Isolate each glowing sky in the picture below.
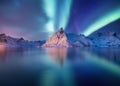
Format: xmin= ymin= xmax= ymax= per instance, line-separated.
xmin=83 ymin=8 xmax=120 ymax=36
xmin=0 ymin=0 xmax=120 ymax=40
xmin=43 ymin=0 xmax=72 ymax=36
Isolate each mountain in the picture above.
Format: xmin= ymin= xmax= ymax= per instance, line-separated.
xmin=67 ymin=33 xmax=94 ymax=47
xmin=1 ymin=30 xmax=120 ymax=48
xmin=42 ymin=28 xmax=94 ymax=48
xmin=42 ymin=28 xmax=71 ymax=48
xmin=89 ymin=32 xmax=120 ymax=47
xmin=89 ymin=19 xmax=120 ymax=36
xmin=0 ymin=33 xmax=44 ymax=48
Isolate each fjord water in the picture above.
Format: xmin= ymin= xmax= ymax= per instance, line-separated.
xmin=0 ymin=47 xmax=120 ymax=86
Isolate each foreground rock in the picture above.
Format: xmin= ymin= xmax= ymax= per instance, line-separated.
xmin=42 ymin=28 xmax=71 ymax=48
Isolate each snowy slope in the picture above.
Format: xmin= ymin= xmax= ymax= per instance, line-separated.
xmin=67 ymin=33 xmax=93 ymax=47
xmin=0 ymin=33 xmax=43 ymax=48
xmin=90 ymin=32 xmax=120 ymax=47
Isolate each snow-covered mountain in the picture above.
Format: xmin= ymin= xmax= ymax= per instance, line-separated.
xmin=42 ymin=28 xmax=71 ymax=48
xmin=1 ymin=30 xmax=120 ymax=48
xmin=0 ymin=33 xmax=44 ymax=48
xmin=67 ymin=33 xmax=94 ymax=47
xmin=42 ymin=28 xmax=95 ymax=48
xmin=90 ymin=32 xmax=120 ymax=47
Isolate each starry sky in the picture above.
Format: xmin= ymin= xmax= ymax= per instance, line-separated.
xmin=0 ymin=0 xmax=120 ymax=40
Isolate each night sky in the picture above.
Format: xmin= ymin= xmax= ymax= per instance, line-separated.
xmin=0 ymin=0 xmax=120 ymax=40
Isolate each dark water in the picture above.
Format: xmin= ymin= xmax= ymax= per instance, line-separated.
xmin=0 ymin=47 xmax=120 ymax=86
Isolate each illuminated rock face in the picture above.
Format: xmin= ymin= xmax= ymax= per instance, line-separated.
xmin=42 ymin=28 xmax=71 ymax=48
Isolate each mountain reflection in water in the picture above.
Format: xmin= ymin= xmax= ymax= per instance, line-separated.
xmin=46 ymin=48 xmax=67 ymax=66
xmin=0 ymin=47 xmax=120 ymax=86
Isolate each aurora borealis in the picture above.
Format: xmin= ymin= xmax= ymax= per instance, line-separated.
xmin=43 ymin=0 xmax=72 ymax=35
xmin=0 ymin=0 xmax=120 ymax=40
xmin=83 ymin=8 xmax=120 ymax=36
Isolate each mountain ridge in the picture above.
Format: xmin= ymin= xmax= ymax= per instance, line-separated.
xmin=1 ymin=30 xmax=120 ymax=48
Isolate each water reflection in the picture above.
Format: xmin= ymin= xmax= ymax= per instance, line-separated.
xmin=44 ymin=48 xmax=120 ymax=86
xmin=0 ymin=47 xmax=120 ymax=86
xmin=41 ymin=48 xmax=74 ymax=86
xmin=0 ymin=44 xmax=7 ymax=61
xmin=83 ymin=47 xmax=120 ymax=65
xmin=46 ymin=48 xmax=68 ymax=66
xmin=83 ymin=51 xmax=120 ymax=77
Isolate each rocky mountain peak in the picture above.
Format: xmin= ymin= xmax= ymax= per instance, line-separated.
xmin=42 ymin=28 xmax=71 ymax=48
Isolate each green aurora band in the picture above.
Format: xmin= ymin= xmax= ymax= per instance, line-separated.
xmin=83 ymin=8 xmax=120 ymax=36
xmin=43 ymin=0 xmax=72 ymax=34
xmin=57 ymin=0 xmax=72 ymax=30
xmin=43 ymin=0 xmax=56 ymax=33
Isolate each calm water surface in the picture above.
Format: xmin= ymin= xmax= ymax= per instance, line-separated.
xmin=0 ymin=47 xmax=120 ymax=86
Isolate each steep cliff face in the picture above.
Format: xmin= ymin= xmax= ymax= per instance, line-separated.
xmin=42 ymin=29 xmax=71 ymax=48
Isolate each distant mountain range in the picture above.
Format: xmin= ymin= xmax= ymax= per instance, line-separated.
xmin=0 ymin=29 xmax=120 ymax=48
xmin=0 ymin=33 xmax=45 ymax=48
